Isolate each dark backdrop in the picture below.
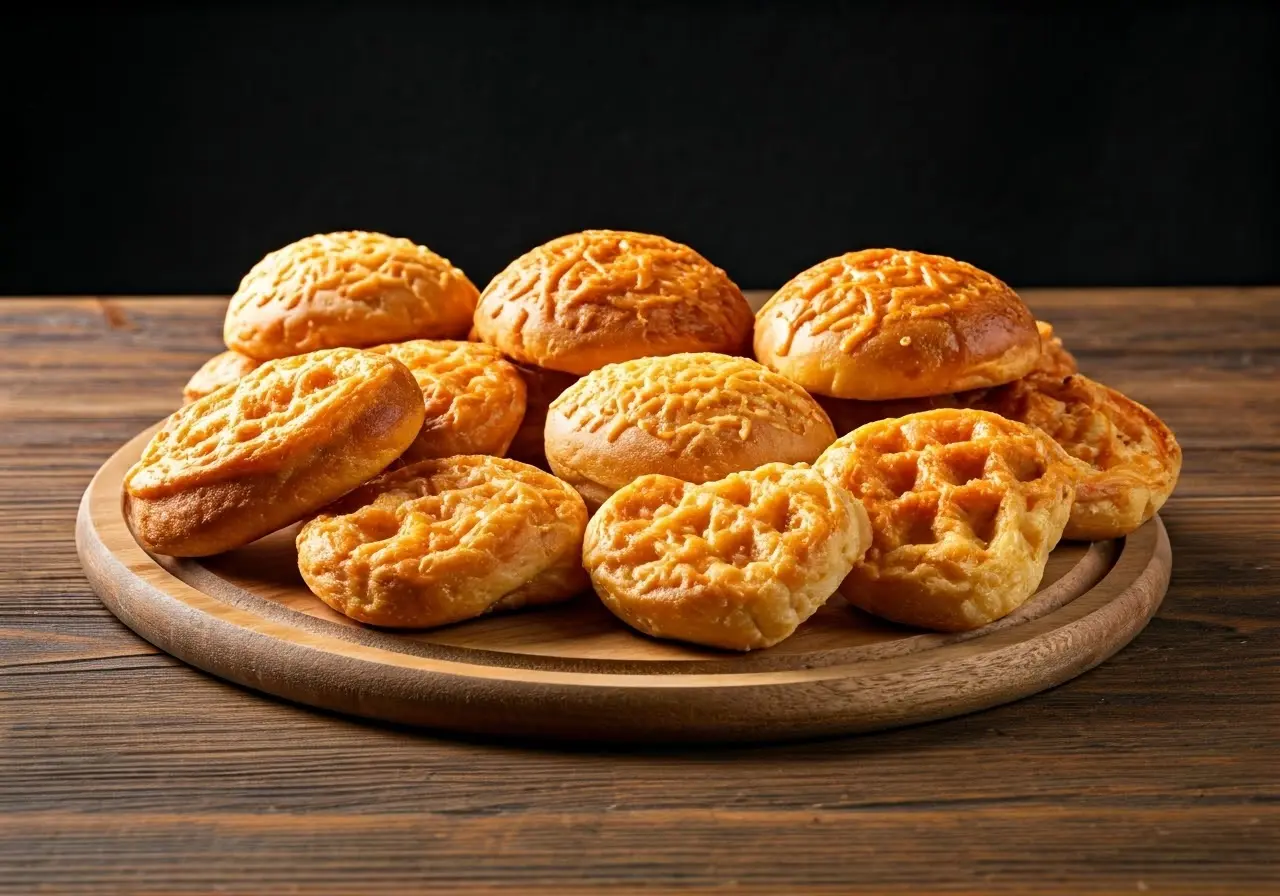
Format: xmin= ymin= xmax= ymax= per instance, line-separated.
xmin=5 ymin=1 xmax=1278 ymax=295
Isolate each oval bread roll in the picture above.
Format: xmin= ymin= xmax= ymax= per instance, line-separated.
xmin=545 ymin=352 xmax=837 ymax=510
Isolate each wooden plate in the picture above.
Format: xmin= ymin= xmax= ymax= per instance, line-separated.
xmin=77 ymin=424 xmax=1172 ymax=744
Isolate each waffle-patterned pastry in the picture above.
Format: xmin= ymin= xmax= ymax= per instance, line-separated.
xmin=814 ymin=409 xmax=1077 ymax=631
xmin=224 ymin=231 xmax=478 ymax=360
xmin=583 ymin=463 xmax=871 ymax=651
xmin=367 ymin=340 xmax=527 ymax=461
xmin=546 ymin=352 xmax=837 ymax=510
xmin=182 ymin=350 xmax=260 ymax=403
xmin=970 ymin=374 xmax=1180 ymax=540
xmin=754 ymin=248 xmax=1041 ymax=400
xmin=297 ymin=456 xmax=589 ymax=628
xmin=124 ymin=348 xmax=425 ymax=557
xmin=473 ymin=229 xmax=753 ymax=375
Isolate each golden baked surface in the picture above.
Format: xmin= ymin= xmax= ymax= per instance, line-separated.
xmin=972 ymin=374 xmax=1181 ymax=540
xmin=754 ymin=248 xmax=1041 ymax=400
xmin=128 ymin=348 xmax=419 ymax=499
xmin=583 ymin=463 xmax=871 ymax=651
xmin=182 ymin=350 xmax=259 ymax=404
xmin=124 ymin=348 xmax=425 ymax=557
xmin=297 ymin=456 xmax=589 ymax=629
xmin=546 ymin=352 xmax=836 ymax=508
xmin=474 ymin=230 xmax=753 ymax=374
xmin=368 ymin=340 xmax=527 ymax=461
xmin=225 ymin=231 xmax=479 ymax=360
xmin=815 ymin=409 xmax=1076 ymax=631
xmin=1035 ymin=321 xmax=1079 ymax=378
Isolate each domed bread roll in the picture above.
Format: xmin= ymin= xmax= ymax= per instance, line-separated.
xmin=225 ymin=231 xmax=479 ymax=360
xmin=814 ymin=409 xmax=1077 ymax=632
xmin=754 ymin=248 xmax=1041 ymax=400
xmin=124 ymin=348 xmax=425 ymax=557
xmin=474 ymin=229 xmax=753 ymax=375
xmin=970 ymin=374 xmax=1181 ymax=541
xmin=814 ymin=320 xmax=1078 ymax=437
xmin=366 ymin=340 xmax=527 ymax=462
xmin=583 ymin=463 xmax=872 ymax=651
xmin=545 ymin=352 xmax=837 ymax=511
xmin=182 ymin=350 xmax=260 ymax=404
xmin=505 ymin=362 xmax=580 ymax=470
xmin=297 ymin=456 xmax=589 ymax=629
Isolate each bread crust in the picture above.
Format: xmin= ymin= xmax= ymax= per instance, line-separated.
xmin=754 ymin=249 xmax=1040 ymax=400
xmin=545 ymin=352 xmax=837 ymax=510
xmin=473 ymin=230 xmax=753 ymax=375
xmin=367 ymin=340 xmax=527 ymax=461
xmin=224 ymin=231 xmax=478 ymax=360
xmin=124 ymin=348 xmax=425 ymax=557
xmin=583 ymin=463 xmax=871 ymax=651
xmin=297 ymin=456 xmax=589 ymax=628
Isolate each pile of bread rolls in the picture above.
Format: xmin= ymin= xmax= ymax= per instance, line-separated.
xmin=123 ymin=229 xmax=1181 ymax=651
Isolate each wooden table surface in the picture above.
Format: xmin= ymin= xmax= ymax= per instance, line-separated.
xmin=2 ymin=291 xmax=1277 ymax=895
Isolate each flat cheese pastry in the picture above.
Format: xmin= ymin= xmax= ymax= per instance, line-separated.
xmin=125 ymin=348 xmax=425 ymax=557
xmin=583 ymin=463 xmax=871 ymax=651
xmin=297 ymin=456 xmax=589 ymax=628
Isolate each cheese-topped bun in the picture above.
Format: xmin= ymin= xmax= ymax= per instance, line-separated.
xmin=224 ymin=231 xmax=479 ymax=360
xmin=754 ymin=248 xmax=1041 ymax=400
xmin=545 ymin=352 xmax=836 ymax=510
xmin=473 ymin=229 xmax=753 ymax=375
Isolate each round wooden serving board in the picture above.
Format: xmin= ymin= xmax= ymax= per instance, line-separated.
xmin=77 ymin=424 xmax=1172 ymax=744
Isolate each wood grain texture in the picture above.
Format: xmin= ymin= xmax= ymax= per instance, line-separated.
xmin=76 ymin=423 xmax=1170 ymax=742
xmin=3 ymin=292 xmax=1279 ymax=893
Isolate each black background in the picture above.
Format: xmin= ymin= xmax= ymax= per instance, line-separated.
xmin=4 ymin=1 xmax=1277 ymax=295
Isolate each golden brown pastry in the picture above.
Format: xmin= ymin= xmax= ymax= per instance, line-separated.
xmin=504 ymin=362 xmax=581 ymax=470
xmin=1035 ymin=320 xmax=1079 ymax=378
xmin=181 ymin=350 xmax=259 ymax=403
xmin=297 ymin=456 xmax=589 ymax=628
xmin=754 ymin=248 xmax=1041 ymax=400
xmin=473 ymin=229 xmax=753 ymax=375
xmin=969 ymin=374 xmax=1180 ymax=540
xmin=366 ymin=340 xmax=526 ymax=462
xmin=583 ymin=463 xmax=872 ymax=651
xmin=124 ymin=348 xmax=425 ymax=557
xmin=814 ymin=409 xmax=1077 ymax=632
xmin=224 ymin=231 xmax=478 ymax=360
xmin=545 ymin=352 xmax=837 ymax=510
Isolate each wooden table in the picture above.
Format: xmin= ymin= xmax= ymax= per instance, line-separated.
xmin=2 ymin=292 xmax=1277 ymax=895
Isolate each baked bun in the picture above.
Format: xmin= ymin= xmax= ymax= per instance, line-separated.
xmin=545 ymin=352 xmax=837 ymax=510
xmin=367 ymin=340 xmax=527 ymax=462
xmin=473 ymin=229 xmax=753 ymax=375
xmin=754 ymin=248 xmax=1041 ymax=400
xmin=814 ymin=409 xmax=1077 ymax=631
xmin=971 ymin=374 xmax=1181 ymax=540
xmin=583 ymin=463 xmax=871 ymax=651
xmin=224 ymin=231 xmax=479 ymax=360
xmin=297 ymin=456 xmax=589 ymax=629
xmin=505 ymin=362 xmax=580 ymax=470
xmin=124 ymin=348 xmax=425 ymax=557
xmin=182 ymin=350 xmax=259 ymax=404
